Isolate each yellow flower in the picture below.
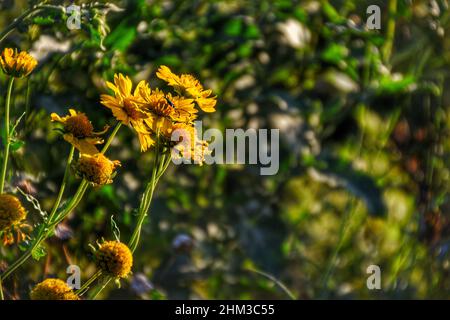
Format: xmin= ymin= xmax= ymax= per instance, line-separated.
xmin=75 ymin=153 xmax=120 ymax=186
xmin=100 ymin=73 xmax=152 ymax=152
xmin=0 ymin=48 xmax=37 ymax=78
xmin=51 ymin=109 xmax=107 ymax=155
xmin=30 ymin=279 xmax=79 ymax=300
xmin=0 ymin=194 xmax=30 ymax=245
xmin=95 ymin=240 xmax=133 ymax=278
xmin=156 ymin=65 xmax=217 ymax=112
xmin=100 ymin=73 xmax=148 ymax=128
xmin=138 ymin=86 xmax=176 ymax=133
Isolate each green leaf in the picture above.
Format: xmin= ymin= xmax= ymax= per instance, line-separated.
xmin=104 ymin=21 xmax=137 ymax=52
xmin=31 ymin=244 xmax=47 ymax=261
xmin=32 ymin=16 xmax=55 ymax=25
xmin=10 ymin=140 xmax=25 ymax=152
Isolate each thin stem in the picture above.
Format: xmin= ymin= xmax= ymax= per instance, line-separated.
xmin=48 ymin=145 xmax=75 ymax=221
xmin=89 ymin=278 xmax=112 ymax=300
xmin=128 ymin=132 xmax=161 ymax=252
xmin=319 ymin=198 xmax=357 ymax=298
xmin=382 ymin=0 xmax=397 ymax=63
xmin=76 ymin=270 xmax=102 ymax=296
xmin=0 ymin=276 xmax=4 ymax=300
xmin=101 ymin=122 xmax=121 ymax=154
xmin=245 ymin=267 xmax=296 ymax=300
xmin=0 ymin=77 xmax=15 ymax=194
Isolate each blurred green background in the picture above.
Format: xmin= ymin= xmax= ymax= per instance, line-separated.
xmin=0 ymin=0 xmax=449 ymax=299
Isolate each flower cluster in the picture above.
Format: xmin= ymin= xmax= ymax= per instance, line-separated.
xmin=51 ymin=109 xmax=120 ymax=186
xmin=30 ymin=278 xmax=79 ymax=300
xmin=0 ymin=48 xmax=37 ymax=78
xmin=0 ymin=194 xmax=28 ymax=245
xmin=95 ymin=240 xmax=133 ymax=278
xmin=100 ymin=66 xmax=217 ymax=163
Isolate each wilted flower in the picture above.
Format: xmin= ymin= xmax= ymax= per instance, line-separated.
xmin=0 ymin=194 xmax=29 ymax=245
xmin=51 ymin=109 xmax=107 ymax=155
xmin=95 ymin=240 xmax=133 ymax=278
xmin=75 ymin=153 xmax=120 ymax=186
xmin=0 ymin=48 xmax=37 ymax=78
xmin=156 ymin=65 xmax=217 ymax=112
xmin=30 ymin=278 xmax=79 ymax=300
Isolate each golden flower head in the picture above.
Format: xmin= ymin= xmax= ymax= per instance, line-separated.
xmin=156 ymin=65 xmax=217 ymax=113
xmin=75 ymin=153 xmax=120 ymax=186
xmin=0 ymin=194 xmax=26 ymax=231
xmin=0 ymin=48 xmax=37 ymax=78
xmin=30 ymin=278 xmax=80 ymax=300
xmin=0 ymin=193 xmax=31 ymax=245
xmin=51 ymin=109 xmax=107 ymax=155
xmin=95 ymin=240 xmax=133 ymax=278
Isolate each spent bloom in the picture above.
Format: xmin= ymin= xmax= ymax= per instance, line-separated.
xmin=51 ymin=109 xmax=108 ymax=155
xmin=95 ymin=240 xmax=133 ymax=278
xmin=0 ymin=48 xmax=37 ymax=78
xmin=75 ymin=153 xmax=121 ymax=186
xmin=0 ymin=194 xmax=29 ymax=245
xmin=30 ymin=278 xmax=79 ymax=300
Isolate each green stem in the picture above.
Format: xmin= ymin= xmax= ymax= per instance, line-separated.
xmin=76 ymin=270 xmax=102 ymax=296
xmin=48 ymin=145 xmax=75 ymax=221
xmin=319 ymin=198 xmax=357 ymax=298
xmin=89 ymin=278 xmax=112 ymax=300
xmin=0 ymin=276 xmax=4 ymax=300
xmin=0 ymin=77 xmax=14 ymax=194
xmin=128 ymin=133 xmax=162 ymax=252
xmin=382 ymin=0 xmax=397 ymax=63
xmin=245 ymin=267 xmax=296 ymax=300
xmin=101 ymin=122 xmax=121 ymax=154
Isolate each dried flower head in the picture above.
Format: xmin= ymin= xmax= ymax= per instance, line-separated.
xmin=30 ymin=278 xmax=79 ymax=300
xmin=0 ymin=194 xmax=29 ymax=245
xmin=0 ymin=48 xmax=37 ymax=78
xmin=95 ymin=240 xmax=133 ymax=278
xmin=51 ymin=109 xmax=107 ymax=155
xmin=75 ymin=153 xmax=120 ymax=186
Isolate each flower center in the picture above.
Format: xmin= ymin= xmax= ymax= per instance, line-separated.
xmin=64 ymin=114 xmax=94 ymax=138
xmin=150 ymin=98 xmax=174 ymax=118
xmin=123 ymin=98 xmax=142 ymax=120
